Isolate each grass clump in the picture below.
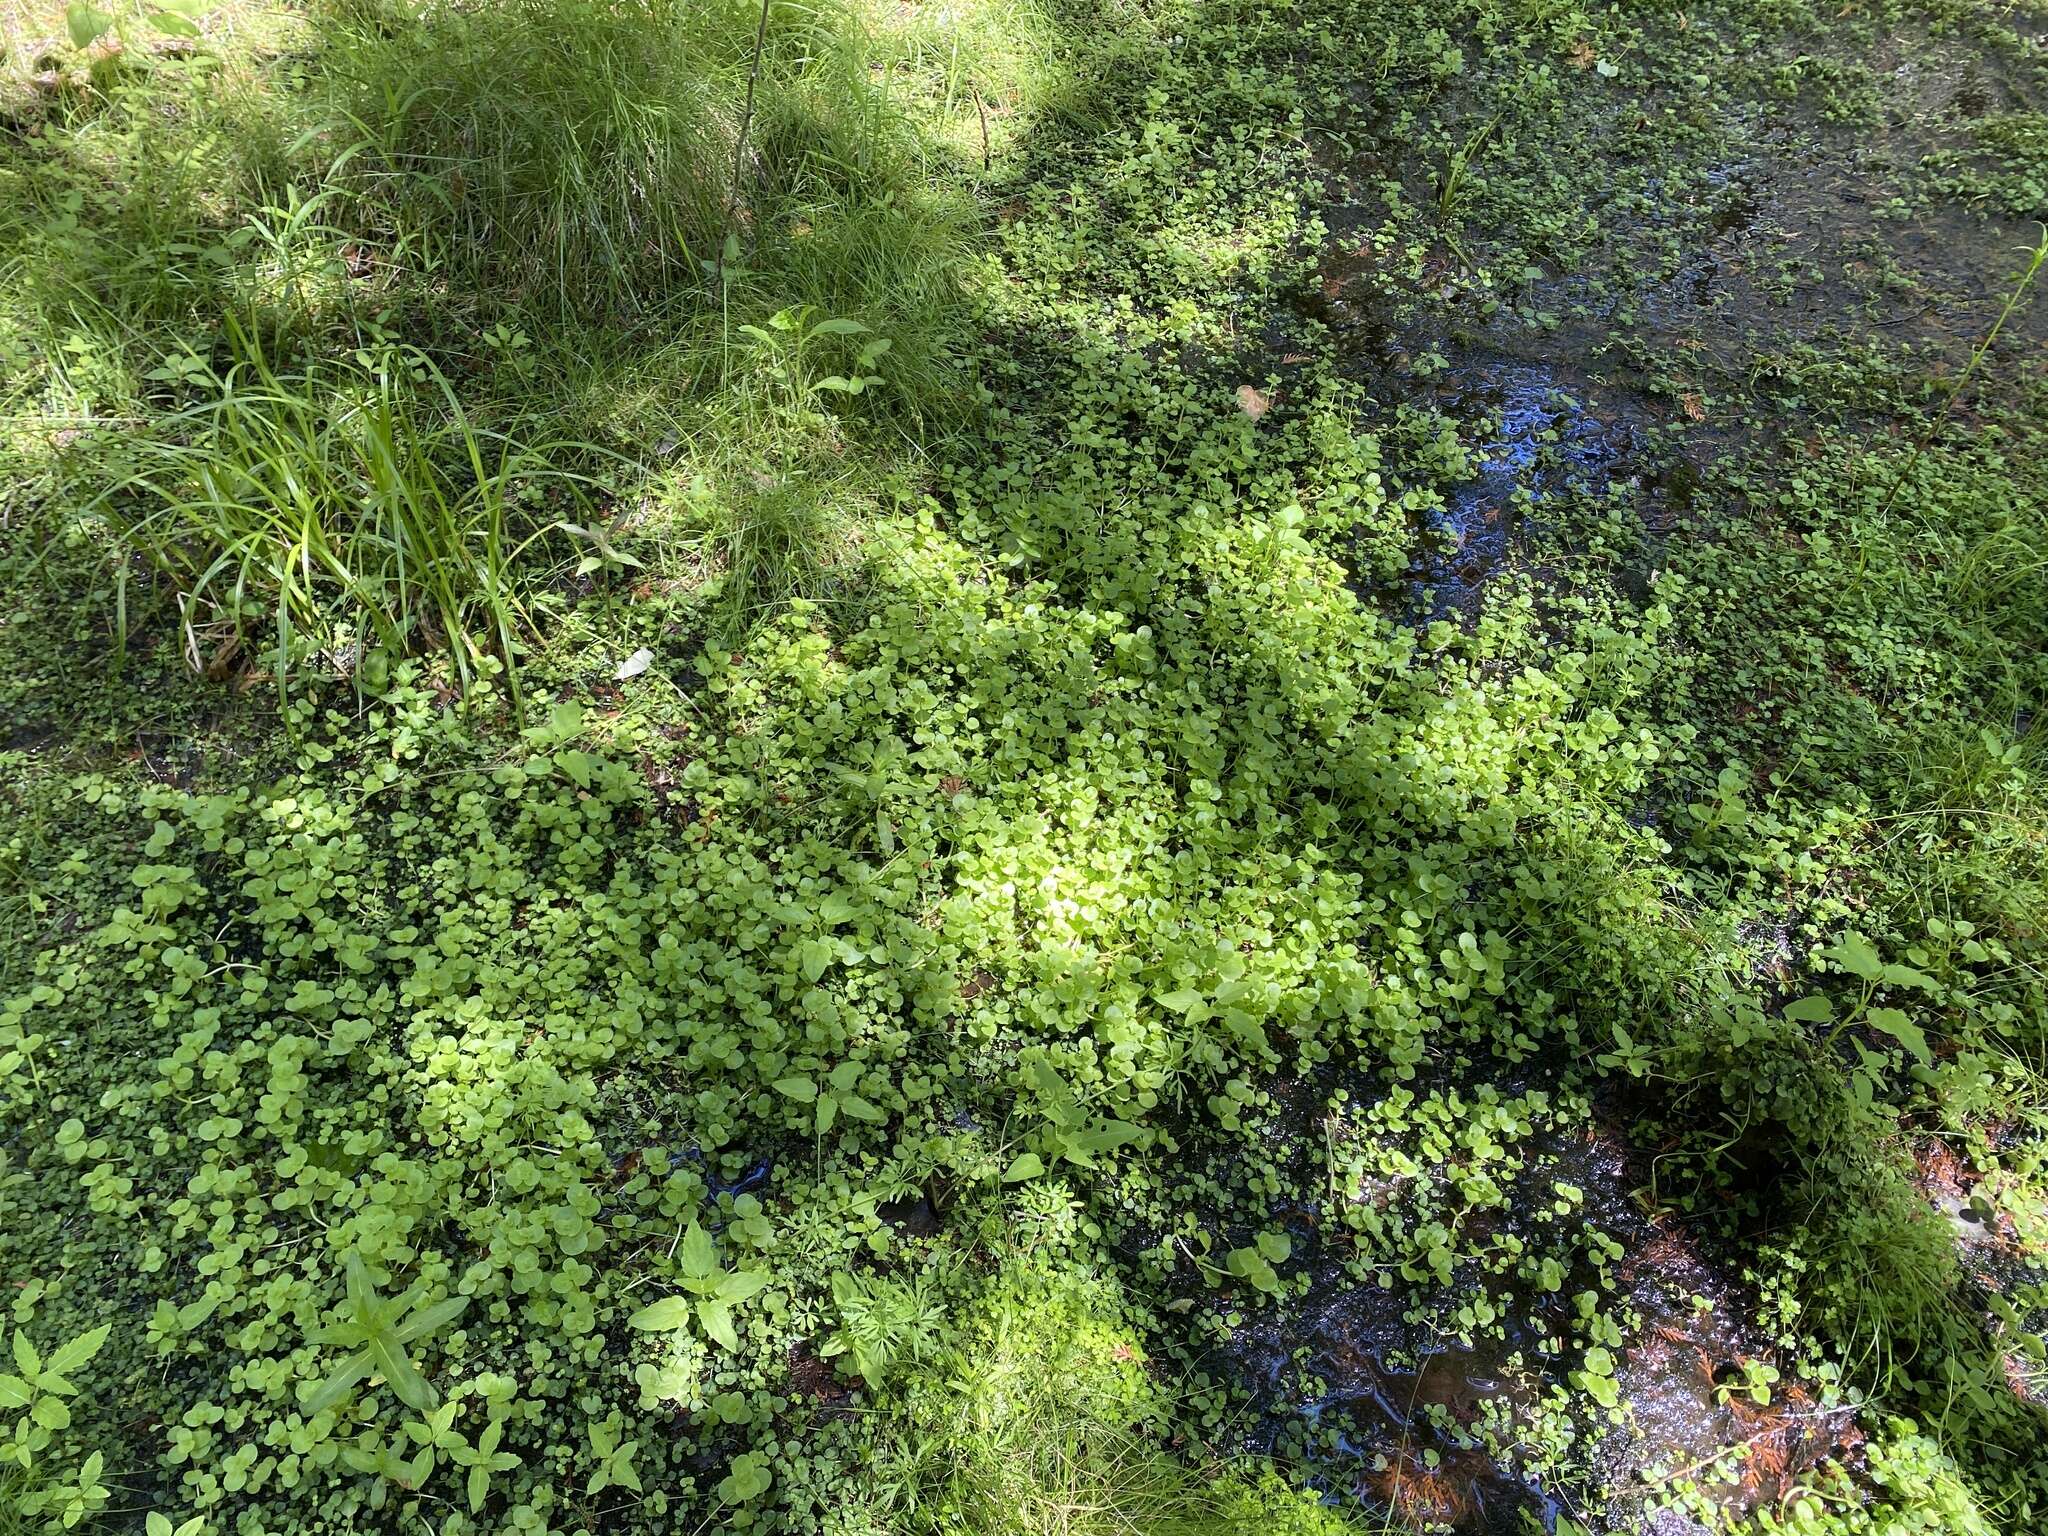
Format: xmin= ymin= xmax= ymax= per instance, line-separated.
xmin=875 ymin=1263 xmax=1369 ymax=1536
xmin=85 ymin=328 xmax=602 ymax=697
xmin=313 ymin=0 xmax=772 ymax=321
xmin=310 ymin=0 xmax=981 ymax=403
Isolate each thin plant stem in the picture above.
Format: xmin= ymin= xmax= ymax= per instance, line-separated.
xmin=1875 ymin=223 xmax=2047 ymax=518
xmin=718 ymin=0 xmax=774 ymax=304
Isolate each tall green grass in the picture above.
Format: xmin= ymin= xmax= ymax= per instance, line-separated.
xmin=4 ymin=0 xmax=1050 ymax=692
xmin=313 ymin=0 xmax=743 ymax=320
xmin=88 ymin=326 xmax=602 ymax=700
xmin=312 ymin=0 xmax=974 ymax=351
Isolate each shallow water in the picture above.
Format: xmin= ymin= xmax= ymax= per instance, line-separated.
xmin=1293 ymin=13 xmax=2048 ymax=630
xmin=1207 ymin=1089 xmax=1859 ymax=1533
xmin=1405 ymin=364 xmax=1630 ymax=621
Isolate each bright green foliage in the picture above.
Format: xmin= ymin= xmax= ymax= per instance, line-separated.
xmin=301 ymin=1254 xmax=471 ymax=1416
xmin=825 ymin=1269 xmax=951 ymax=1390
xmin=0 ymin=1324 xmax=109 ymax=1443
xmin=627 ymin=1223 xmax=770 ymax=1352
xmin=0 ymin=1319 xmax=112 ymax=1533
xmin=1 ymin=0 xmax=2046 ymax=1533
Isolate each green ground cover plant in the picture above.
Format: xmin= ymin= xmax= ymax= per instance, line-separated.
xmin=1 ymin=0 xmax=2045 ymax=1533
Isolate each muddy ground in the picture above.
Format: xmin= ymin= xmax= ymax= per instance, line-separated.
xmin=1276 ymin=17 xmax=2048 ymax=630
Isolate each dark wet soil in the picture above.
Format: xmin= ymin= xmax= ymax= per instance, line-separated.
xmin=1202 ymin=1081 xmax=1859 ymax=1534
xmin=1282 ymin=15 xmax=2048 ymax=629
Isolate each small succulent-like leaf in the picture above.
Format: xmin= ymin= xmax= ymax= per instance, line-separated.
xmin=1254 ymin=1230 xmax=1292 ymax=1264
xmin=718 ymin=1451 xmax=772 ymax=1502
xmin=1223 ymin=1247 xmax=1276 ymax=1291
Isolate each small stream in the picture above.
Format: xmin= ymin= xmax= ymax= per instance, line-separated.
xmin=1404 ymin=364 xmax=1629 ymax=622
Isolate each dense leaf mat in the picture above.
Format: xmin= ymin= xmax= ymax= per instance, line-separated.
xmin=2 ymin=0 xmax=2046 ymax=1533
